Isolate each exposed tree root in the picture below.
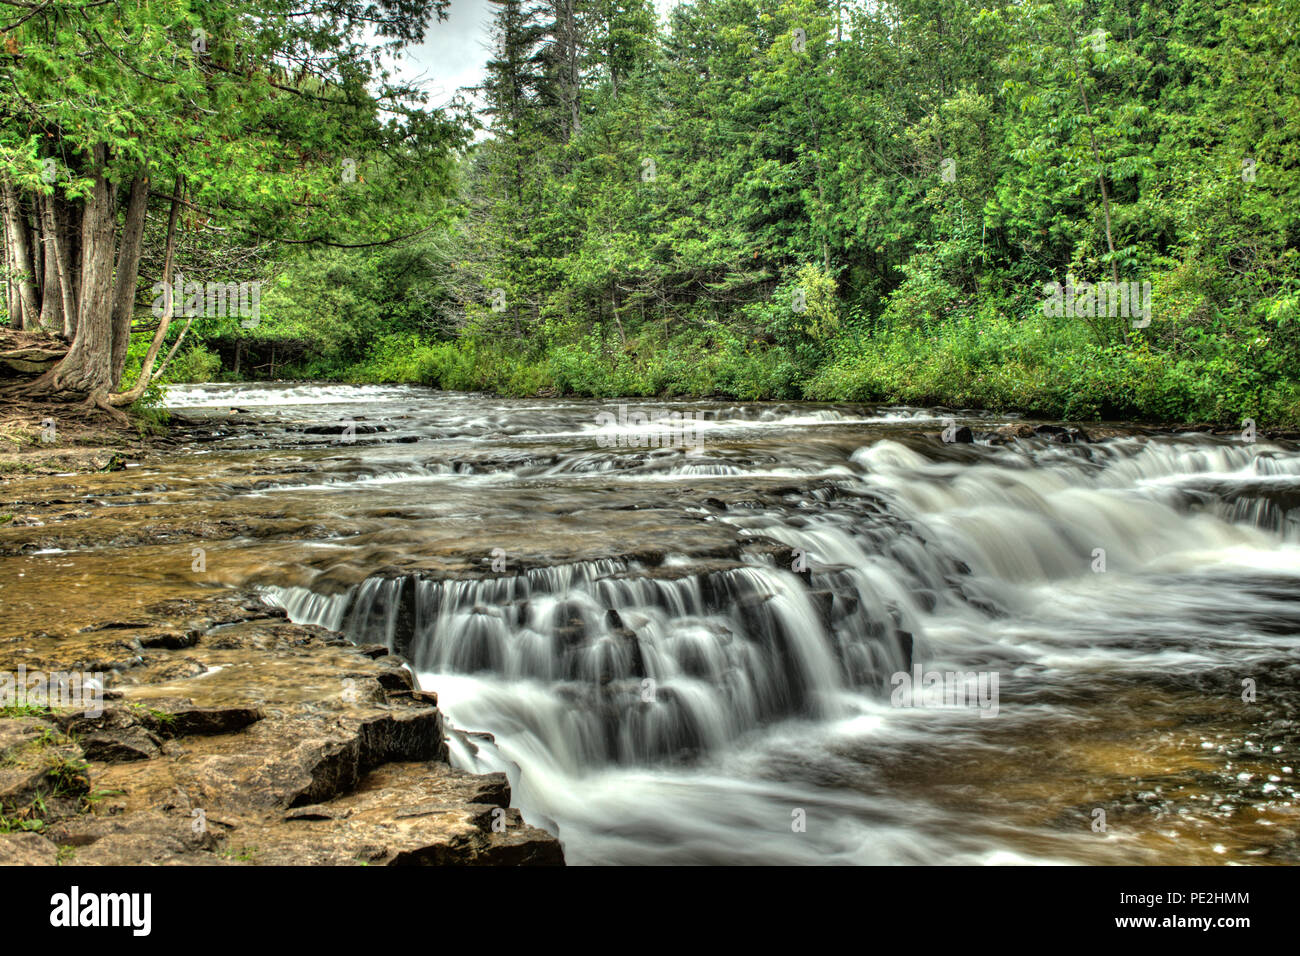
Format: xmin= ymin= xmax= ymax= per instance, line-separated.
xmin=84 ymin=388 xmax=129 ymax=424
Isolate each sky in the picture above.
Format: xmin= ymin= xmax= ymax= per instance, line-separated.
xmin=388 ymin=0 xmax=680 ymax=113
xmin=391 ymin=0 xmax=497 ymax=111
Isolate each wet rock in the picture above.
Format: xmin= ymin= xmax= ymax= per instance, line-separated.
xmin=1033 ymin=424 xmax=1071 ymax=442
xmin=245 ymin=763 xmax=561 ymax=866
xmin=300 ymin=423 xmax=387 ymax=436
xmin=0 ymin=767 xmax=51 ymax=807
xmin=79 ymin=728 xmax=160 ymax=763
xmin=79 ymin=621 xmax=151 ymax=633
xmin=370 ymin=663 xmax=415 ymax=691
xmin=137 ymin=630 xmax=198 ymax=650
xmin=807 ymin=589 xmax=835 ymax=629
xmin=340 ymin=676 xmax=388 ymax=706
xmin=48 ymin=810 xmax=222 ymax=865
xmin=987 ymin=423 xmax=1036 ymax=444
xmin=151 ymin=705 xmax=264 ymax=738
xmin=0 ymin=718 xmax=42 ymax=759
xmin=386 ymin=688 xmax=439 ymax=708
xmin=138 ymin=657 xmax=208 ymax=682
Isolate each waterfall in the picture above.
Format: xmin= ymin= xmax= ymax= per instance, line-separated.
xmin=266 ymin=557 xmax=910 ymax=765
xmin=233 ymin=383 xmax=1300 ymax=863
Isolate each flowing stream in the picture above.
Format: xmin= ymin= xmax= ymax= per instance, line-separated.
xmin=3 ymin=382 xmax=1298 ymax=864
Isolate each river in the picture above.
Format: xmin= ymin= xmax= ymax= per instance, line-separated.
xmin=3 ymin=382 xmax=1297 ymax=864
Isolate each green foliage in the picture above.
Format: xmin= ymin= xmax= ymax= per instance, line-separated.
xmin=163 ymin=346 xmax=224 ymax=385
xmin=812 ymin=308 xmax=1300 ymax=425
xmin=0 ymin=704 xmax=50 ymax=719
xmin=161 ymin=0 xmax=1300 ymax=427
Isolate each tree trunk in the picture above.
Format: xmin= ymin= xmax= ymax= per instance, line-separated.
xmin=557 ymin=0 xmax=580 ymax=141
xmin=56 ymin=191 xmax=83 ymax=339
xmin=1 ymin=180 xmax=41 ymax=329
xmin=110 ymin=171 xmax=150 ymax=388
xmin=36 ymin=194 xmax=64 ymax=333
xmin=38 ymin=192 xmax=75 ymax=337
xmin=3 ymin=192 xmax=17 ymax=328
xmin=22 ymin=145 xmax=117 ymax=401
xmin=1077 ymin=80 xmax=1120 ymax=288
xmin=111 ymin=175 xmax=183 ymax=406
xmin=148 ymin=309 xmax=196 ymax=385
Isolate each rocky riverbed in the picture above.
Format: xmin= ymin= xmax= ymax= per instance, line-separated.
xmin=2 ymin=382 xmax=1298 ymax=866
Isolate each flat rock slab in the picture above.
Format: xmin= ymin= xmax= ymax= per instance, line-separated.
xmin=0 ymin=594 xmax=564 ymax=866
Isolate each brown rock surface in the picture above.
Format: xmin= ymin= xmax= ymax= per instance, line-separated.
xmin=0 ymin=594 xmax=563 ymax=866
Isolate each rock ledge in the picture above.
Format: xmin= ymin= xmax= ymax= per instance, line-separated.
xmin=0 ymin=594 xmax=563 ymax=866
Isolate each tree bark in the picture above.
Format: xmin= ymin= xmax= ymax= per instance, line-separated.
xmin=111 ymin=175 xmax=183 ymax=406
xmin=1077 ymin=80 xmax=1120 ymax=288
xmin=61 ymin=192 xmax=82 ymax=339
xmin=2 ymin=188 xmax=17 ymax=328
xmin=110 ymin=171 xmax=150 ymax=388
xmin=37 ymin=192 xmax=75 ymax=337
xmin=36 ymin=193 xmax=64 ymax=333
xmin=22 ymin=144 xmax=118 ymax=401
xmin=1 ymin=180 xmax=41 ymax=329
xmin=148 ymin=310 xmax=196 ymax=385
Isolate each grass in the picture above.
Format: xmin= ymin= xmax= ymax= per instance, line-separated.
xmin=316 ymin=319 xmax=1299 ymax=428
xmin=0 ymin=811 xmax=46 ymax=833
xmin=809 ymin=314 xmax=1300 ymax=427
xmin=331 ymin=330 xmax=808 ymax=402
xmin=0 ymin=704 xmax=50 ymax=719
xmin=44 ymin=754 xmax=90 ymax=796
xmin=126 ymin=701 xmax=176 ymax=725
xmin=0 ymin=796 xmax=48 ymax=834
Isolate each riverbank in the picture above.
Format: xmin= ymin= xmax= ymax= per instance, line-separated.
xmin=1 ymin=326 xmax=164 ymax=480
xmin=207 ymin=319 xmax=1300 ymax=430
xmin=0 ymin=394 xmax=158 ymax=481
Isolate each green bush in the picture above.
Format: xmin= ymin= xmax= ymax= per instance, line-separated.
xmin=164 ymin=345 xmax=224 ymax=384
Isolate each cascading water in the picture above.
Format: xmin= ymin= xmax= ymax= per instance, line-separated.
xmin=156 ymin=383 xmax=1300 ymax=864
xmin=268 ymin=557 xmax=907 ymax=765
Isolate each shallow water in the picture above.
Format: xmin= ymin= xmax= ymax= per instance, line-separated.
xmin=3 ymin=383 xmax=1297 ymax=864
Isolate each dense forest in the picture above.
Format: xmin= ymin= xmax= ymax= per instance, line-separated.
xmin=3 ymin=0 xmax=1299 ymax=424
